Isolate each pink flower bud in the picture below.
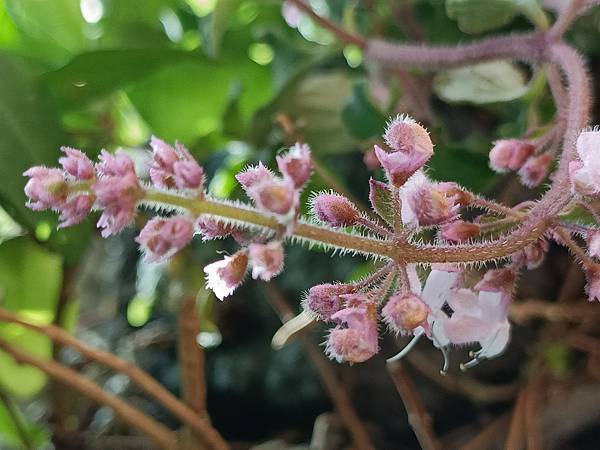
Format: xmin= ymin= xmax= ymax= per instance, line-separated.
xmin=236 ymin=162 xmax=273 ymax=189
xmin=382 ymin=292 xmax=430 ymax=335
xmin=276 ymin=143 xmax=312 ymax=189
xmin=588 ymin=231 xmax=600 ymax=259
xmin=136 ymin=216 xmax=194 ymax=262
xmin=517 ymin=238 xmax=549 ymax=269
xmin=489 ymin=139 xmax=535 ymax=173
xmin=94 ymin=151 xmax=143 ymax=237
xmin=58 ymin=195 xmax=94 ymax=228
xmin=59 ymin=147 xmax=95 ymax=180
xmin=437 ymin=182 xmax=473 ymax=207
xmin=585 ymin=263 xmax=600 ymax=302
xmin=313 ymin=193 xmax=360 ymax=227
xmin=407 ymin=184 xmax=460 ymax=226
xmin=247 ymin=177 xmax=296 ymax=215
xmin=374 ymin=144 xmax=430 ymax=188
xmin=363 ymin=148 xmax=380 ymax=170
xmin=474 ymin=268 xmax=516 ymax=295
xmin=305 ymin=283 xmax=356 ymax=320
xmin=326 ymin=305 xmax=379 ymax=363
xmin=204 ymin=250 xmax=249 ymax=300
xmin=248 ymin=241 xmax=285 ymax=281
xmin=383 ymin=115 xmax=433 ymax=157
xmin=23 ymin=167 xmax=68 ymax=211
xmin=518 ymin=153 xmax=553 ymax=187
xmin=149 ymin=137 xmax=204 ymax=190
xmin=196 ymin=217 xmax=234 ymax=240
xmin=441 ymin=221 xmax=481 ymax=243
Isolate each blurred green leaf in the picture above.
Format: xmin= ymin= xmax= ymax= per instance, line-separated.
xmin=201 ymin=0 xmax=241 ymax=58
xmin=342 ymin=82 xmax=386 ymax=140
xmin=428 ymin=145 xmax=497 ymax=192
xmin=369 ymin=179 xmax=394 ymax=227
xmin=559 ymin=206 xmax=596 ymax=226
xmin=0 ymin=399 xmax=50 ymax=449
xmin=434 ymin=60 xmax=528 ymax=105
xmin=0 ymin=238 xmax=62 ymax=397
xmin=445 ymin=0 xmax=547 ymax=34
xmin=542 ymin=343 xmax=573 ymax=378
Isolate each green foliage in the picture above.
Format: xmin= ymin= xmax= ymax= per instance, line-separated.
xmin=342 ymin=82 xmax=387 ymax=140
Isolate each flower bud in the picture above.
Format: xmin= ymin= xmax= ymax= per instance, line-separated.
xmin=149 ymin=137 xmax=204 ymax=190
xmin=59 ymin=147 xmax=95 ymax=180
xmin=518 ymin=153 xmax=553 ymax=187
xmin=23 ymin=167 xmax=68 ymax=211
xmin=58 ymin=195 xmax=94 ymax=228
xmin=247 ymin=177 xmax=296 ymax=215
xmin=382 ymin=292 xmax=430 ymax=335
xmin=204 ymin=250 xmax=249 ymax=300
xmin=489 ymin=139 xmax=535 ymax=173
xmin=474 ymin=268 xmax=516 ymax=295
xmin=313 ymin=193 xmax=360 ymax=227
xmin=441 ymin=221 xmax=481 ymax=243
xmin=326 ymin=306 xmax=379 ymax=363
xmin=588 ymin=231 xmax=600 ymax=259
xmin=407 ymin=184 xmax=460 ymax=226
xmin=517 ymin=238 xmax=549 ymax=269
xmin=136 ymin=216 xmax=194 ymax=262
xmin=383 ymin=115 xmax=433 ymax=157
xmin=305 ymin=283 xmax=356 ymax=320
xmin=363 ymin=148 xmax=380 ymax=171
xmin=236 ymin=162 xmax=273 ymax=189
xmin=248 ymin=241 xmax=285 ymax=281
xmin=374 ymin=144 xmax=430 ymax=188
xmin=277 ymin=143 xmax=312 ymax=189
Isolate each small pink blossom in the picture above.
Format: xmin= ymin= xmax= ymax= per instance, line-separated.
xmin=235 ymin=162 xmax=273 ymax=190
xmin=58 ymin=195 xmax=94 ymax=228
xmin=59 ymin=147 xmax=95 ymax=180
xmin=489 ymin=139 xmax=535 ymax=173
xmin=248 ymin=241 xmax=284 ymax=281
xmin=383 ymin=115 xmax=433 ymax=157
xmin=136 ymin=216 xmax=194 ymax=262
xmin=326 ymin=305 xmax=379 ymax=363
xmin=304 ymin=283 xmax=356 ymax=320
xmin=570 ymin=130 xmax=600 ymax=195
xmin=474 ymin=268 xmax=516 ymax=297
xmin=441 ymin=221 xmax=481 ymax=243
xmin=204 ymin=250 xmax=249 ymax=300
xmin=521 ymin=238 xmax=549 ymax=269
xmin=401 ymin=173 xmax=461 ymax=227
xmin=374 ymin=144 xmax=430 ymax=188
xmin=23 ymin=167 xmax=68 ymax=211
xmin=518 ymin=153 xmax=553 ymax=187
xmin=149 ymin=137 xmax=204 ymax=190
xmin=363 ymin=148 xmax=380 ymax=170
xmin=247 ymin=177 xmax=297 ymax=216
xmin=277 ymin=143 xmax=312 ymax=189
xmin=312 ymin=193 xmax=360 ymax=227
xmin=93 ymin=150 xmax=143 ymax=237
xmin=382 ymin=292 xmax=430 ymax=335
xmin=588 ymin=231 xmax=600 ymax=259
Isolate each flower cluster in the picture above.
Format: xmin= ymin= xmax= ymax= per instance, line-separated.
xmin=488 ymin=138 xmax=553 ymax=188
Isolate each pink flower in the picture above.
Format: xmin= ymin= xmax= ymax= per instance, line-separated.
xmin=247 ymin=176 xmax=297 ymax=216
xmin=304 ymin=283 xmax=356 ymax=320
xmin=588 ymin=231 xmax=600 ymax=259
xmin=474 ymin=268 xmax=516 ymax=297
xmin=204 ymin=250 xmax=249 ymax=300
xmin=196 ymin=217 xmax=234 ymax=240
xmin=401 ymin=173 xmax=461 ymax=227
xmin=149 ymin=137 xmax=204 ymax=190
xmin=383 ymin=115 xmax=434 ymax=156
xmin=441 ymin=221 xmax=481 ymax=243
xmin=58 ymin=195 xmax=94 ymax=228
xmin=93 ymin=151 xmax=143 ymax=237
xmin=489 ymin=139 xmax=535 ymax=173
xmin=23 ymin=167 xmax=68 ymax=211
xmin=136 ymin=216 xmax=194 ymax=262
xmin=277 ymin=143 xmax=312 ymax=189
xmin=374 ymin=144 xmax=430 ymax=188
xmin=312 ymin=193 xmax=361 ymax=227
xmin=59 ymin=147 xmax=95 ymax=180
xmin=520 ymin=238 xmax=549 ymax=269
xmin=382 ymin=292 xmax=430 ymax=335
xmin=326 ymin=305 xmax=379 ymax=363
xmin=236 ymin=162 xmax=273 ymax=190
xmin=363 ymin=148 xmax=380 ymax=170
xmin=570 ymin=130 xmax=600 ymax=195
xmin=518 ymin=153 xmax=553 ymax=187
xmin=248 ymin=241 xmax=284 ymax=281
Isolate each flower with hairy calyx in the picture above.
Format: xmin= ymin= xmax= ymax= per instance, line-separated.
xmin=248 ymin=241 xmax=284 ymax=281
xmin=384 ymin=114 xmax=434 ymax=156
xmin=312 ymin=193 xmax=361 ymax=228
xmin=489 ymin=139 xmax=535 ymax=173
xmin=93 ymin=150 xmax=144 ymax=237
xmin=136 ymin=216 xmax=195 ymax=263
xmin=247 ymin=176 xmax=297 ymax=216
xmin=518 ymin=237 xmax=549 ymax=269
xmin=519 ymin=153 xmax=553 ymax=187
xmin=23 ymin=167 xmax=69 ymax=211
xmin=204 ymin=250 xmax=249 ymax=300
xmin=382 ymin=292 xmax=430 ymax=335
xmin=374 ymin=145 xmax=431 ymax=188
xmin=441 ymin=221 xmax=481 ymax=243
xmin=277 ymin=143 xmax=313 ymax=189
xmin=304 ymin=283 xmax=357 ymax=321
xmin=569 ymin=129 xmax=600 ymax=196
xmin=326 ymin=303 xmax=379 ymax=363
xmin=474 ymin=268 xmax=516 ymax=298
xmin=59 ymin=147 xmax=95 ymax=180
xmin=58 ymin=195 xmax=94 ymax=229
xmin=149 ymin=137 xmax=204 ymax=190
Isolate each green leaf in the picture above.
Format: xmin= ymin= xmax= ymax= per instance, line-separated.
xmin=0 ymin=54 xmax=90 ymax=263
xmin=369 ymin=179 xmax=394 ymax=227
xmin=428 ymin=145 xmax=497 ymax=192
xmin=201 ymin=0 xmax=241 ymax=58
xmin=559 ymin=206 xmax=596 ymax=226
xmin=342 ymin=82 xmax=386 ymax=140
xmin=0 ymin=400 xmax=50 ymax=448
xmin=433 ymin=60 xmax=529 ymax=105
xmin=0 ymin=238 xmax=63 ymax=397
xmin=445 ymin=0 xmax=548 ymax=34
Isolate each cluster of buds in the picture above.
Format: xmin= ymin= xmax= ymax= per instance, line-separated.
xmin=489 ymin=138 xmax=553 ymax=187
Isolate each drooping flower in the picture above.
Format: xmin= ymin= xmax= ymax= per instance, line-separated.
xmin=23 ymin=167 xmax=68 ymax=211
xmin=304 ymin=283 xmax=356 ymax=320
xmin=489 ymin=139 xmax=535 ymax=173
xmin=312 ymin=193 xmax=361 ymax=227
xmin=204 ymin=250 xmax=249 ymax=300
xmin=59 ymin=147 xmax=95 ymax=180
xmin=570 ymin=130 xmax=600 ymax=195
xmin=136 ymin=216 xmax=195 ymax=262
xmin=248 ymin=241 xmax=285 ymax=281
xmin=326 ymin=305 xmax=379 ymax=363
xmin=276 ymin=143 xmax=312 ymax=189
xmin=149 ymin=137 xmax=204 ymax=190
xmin=382 ymin=292 xmax=430 ymax=335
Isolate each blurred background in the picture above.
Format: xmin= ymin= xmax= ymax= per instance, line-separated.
xmin=0 ymin=0 xmax=599 ymax=449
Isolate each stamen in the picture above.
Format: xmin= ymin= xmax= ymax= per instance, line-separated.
xmin=460 ymin=357 xmax=482 ymax=371
xmin=386 ymin=330 xmax=423 ymax=363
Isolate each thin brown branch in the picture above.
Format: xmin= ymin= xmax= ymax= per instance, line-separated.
xmin=459 ymin=413 xmax=511 ymax=450
xmin=263 ymin=283 xmax=375 ymax=450
xmin=0 ymin=307 xmax=229 ymax=450
xmin=0 ymin=337 xmax=178 ymax=450
xmin=508 ymin=299 xmax=599 ymax=324
xmin=524 ymin=379 xmax=543 ymax=450
xmin=506 ymin=388 xmax=528 ymax=450
xmin=387 ymin=361 xmax=441 ymax=450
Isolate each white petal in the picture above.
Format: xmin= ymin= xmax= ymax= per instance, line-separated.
xmin=204 ymin=259 xmax=235 ymax=300
xmin=478 ymin=322 xmax=510 ymax=358
xmin=422 ymin=270 xmax=459 ymax=309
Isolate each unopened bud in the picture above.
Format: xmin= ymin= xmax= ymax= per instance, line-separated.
xmin=277 ymin=143 xmax=312 ymax=189
xmin=313 ymin=193 xmax=361 ymax=227
xmin=384 ymin=115 xmax=433 ymax=157
xmin=382 ymin=292 xmax=429 ymax=334
xmin=519 ymin=153 xmax=553 ymax=187
xmin=441 ymin=221 xmax=481 ymax=242
xmin=489 ymin=139 xmax=535 ymax=173
xmin=305 ymin=283 xmax=356 ymax=320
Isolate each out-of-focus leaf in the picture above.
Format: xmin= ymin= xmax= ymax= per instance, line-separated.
xmin=201 ymin=0 xmax=241 ymax=58
xmin=445 ymin=0 xmax=547 ymax=34
xmin=0 ymin=401 xmax=50 ymax=448
xmin=342 ymin=82 xmax=386 ymax=140
xmin=542 ymin=343 xmax=573 ymax=378
xmin=559 ymin=206 xmax=596 ymax=226
xmin=428 ymin=145 xmax=497 ymax=192
xmin=0 ymin=238 xmax=62 ymax=397
xmin=0 ymin=54 xmax=90 ymax=263
xmin=434 ymin=60 xmax=528 ymax=105
xmin=369 ymin=179 xmax=394 ymax=227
